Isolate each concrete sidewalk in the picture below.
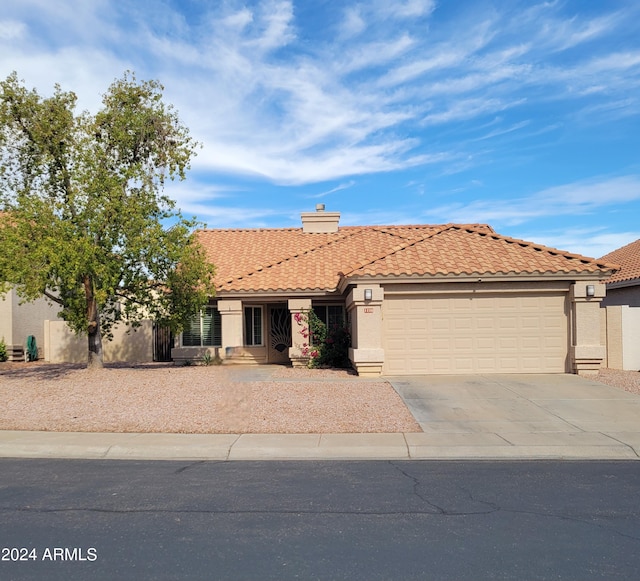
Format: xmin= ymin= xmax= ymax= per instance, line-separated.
xmin=0 ymin=374 xmax=639 ymax=461
xmin=0 ymin=428 xmax=638 ymax=460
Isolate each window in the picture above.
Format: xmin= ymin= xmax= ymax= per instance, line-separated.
xmin=182 ymin=307 xmax=221 ymax=347
xmin=313 ymin=304 xmax=345 ymax=329
xmin=244 ymin=306 xmax=263 ymax=346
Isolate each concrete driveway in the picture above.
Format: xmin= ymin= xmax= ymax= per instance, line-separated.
xmin=386 ymin=374 xmax=640 ymax=458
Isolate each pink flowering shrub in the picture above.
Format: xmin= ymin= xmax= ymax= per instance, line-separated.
xmin=294 ymin=309 xmax=350 ymax=368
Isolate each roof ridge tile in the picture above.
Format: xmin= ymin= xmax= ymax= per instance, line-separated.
xmin=221 ymin=228 xmax=365 ymax=286
xmin=342 ymin=224 xmax=452 ymax=276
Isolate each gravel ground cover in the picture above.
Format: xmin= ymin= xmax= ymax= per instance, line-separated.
xmin=0 ymin=362 xmax=422 ymax=434
xmin=594 ymin=368 xmax=640 ymax=395
xmin=1 ymin=362 xmax=637 ymax=435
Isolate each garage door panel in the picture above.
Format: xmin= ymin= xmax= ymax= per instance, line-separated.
xmin=383 ymin=292 xmax=568 ymax=374
xmin=432 ymin=359 xmax=451 ymax=372
xmin=498 ymin=316 xmax=518 ymax=330
xmin=477 ymin=317 xmax=495 ymax=330
xmin=522 ymin=337 xmax=542 ymax=349
xmin=545 ymin=337 xmax=564 ymax=349
xmin=499 ymin=357 xmax=519 ymax=369
xmin=409 ymin=320 xmax=428 ymax=332
xmin=454 ymin=337 xmax=474 ymax=350
xmin=455 ymin=358 xmax=474 ymax=372
xmin=522 ymin=317 xmax=540 ymax=329
xmin=477 ymin=337 xmax=496 ymax=350
xmin=498 ymin=337 xmax=518 ymax=350
xmin=431 ymin=339 xmax=452 ymax=352
xmin=478 ymin=358 xmax=498 ymax=371
xmin=453 ymin=300 xmax=473 ymax=312
xmin=431 ymin=318 xmax=451 ymax=331
xmin=454 ymin=317 xmax=473 ymax=330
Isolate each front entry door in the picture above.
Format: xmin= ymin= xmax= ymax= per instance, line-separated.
xmin=268 ymin=304 xmax=292 ymax=363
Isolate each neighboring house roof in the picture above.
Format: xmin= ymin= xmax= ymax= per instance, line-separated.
xmin=196 ymin=223 xmax=617 ymax=294
xmin=599 ymin=239 xmax=640 ymax=286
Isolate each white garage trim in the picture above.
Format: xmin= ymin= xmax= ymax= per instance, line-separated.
xmin=382 ymin=291 xmax=569 ymax=375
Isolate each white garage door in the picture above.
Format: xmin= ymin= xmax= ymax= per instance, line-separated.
xmin=382 ymin=293 xmax=568 ymax=375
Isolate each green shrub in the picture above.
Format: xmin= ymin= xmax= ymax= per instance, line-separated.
xmin=0 ymin=337 xmax=7 ymax=362
xmin=294 ymin=310 xmax=351 ymax=369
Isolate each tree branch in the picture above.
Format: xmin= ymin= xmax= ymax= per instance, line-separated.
xmin=43 ymin=289 xmax=64 ymax=305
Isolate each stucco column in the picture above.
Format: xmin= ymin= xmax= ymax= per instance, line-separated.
xmin=288 ymin=298 xmax=312 ymax=367
xmin=570 ymin=282 xmax=606 ymax=375
xmin=346 ymin=285 xmax=384 ymax=377
xmin=218 ymin=299 xmax=243 ymax=360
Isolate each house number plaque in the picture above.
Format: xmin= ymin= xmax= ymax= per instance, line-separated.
xmin=363 ymin=307 xmax=374 ymax=313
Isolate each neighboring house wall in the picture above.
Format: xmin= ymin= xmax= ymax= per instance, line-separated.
xmin=602 ymin=306 xmax=640 ymax=371
xmin=0 ymin=287 xmax=62 ymax=359
xmin=0 ymin=291 xmax=12 ymax=346
xmin=44 ymin=319 xmax=154 ymax=364
xmin=601 ymin=284 xmax=640 ymax=308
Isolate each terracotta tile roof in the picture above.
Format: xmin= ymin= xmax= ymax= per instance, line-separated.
xmin=345 ymin=225 xmax=617 ymax=279
xmin=196 ymin=223 xmax=616 ymax=294
xmin=599 ymin=239 xmax=640 ymax=285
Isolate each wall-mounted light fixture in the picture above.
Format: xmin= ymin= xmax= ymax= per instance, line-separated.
xmin=586 ymin=285 xmax=595 ymax=297
xmin=364 ymin=288 xmax=373 ymax=301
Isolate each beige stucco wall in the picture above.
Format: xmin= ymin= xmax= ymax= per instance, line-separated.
xmin=602 ymin=307 xmax=622 ymax=369
xmin=0 ymin=288 xmax=13 ymax=345
xmin=44 ymin=319 xmax=153 ymax=363
xmin=570 ymin=282 xmax=606 ymax=375
xmin=622 ymin=307 xmax=640 ymax=370
xmin=0 ymin=287 xmax=63 ymax=358
xmin=347 ymin=285 xmax=385 ymax=376
xmin=288 ymin=298 xmax=312 ymax=367
xmin=603 ymin=306 xmax=640 ymax=371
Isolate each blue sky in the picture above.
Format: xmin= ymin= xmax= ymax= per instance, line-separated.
xmin=2 ymin=0 xmax=639 ymax=258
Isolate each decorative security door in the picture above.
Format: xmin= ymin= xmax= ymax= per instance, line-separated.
xmin=268 ymin=305 xmax=292 ymax=364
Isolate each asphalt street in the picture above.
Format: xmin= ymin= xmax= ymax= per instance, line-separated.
xmin=1 ymin=459 xmax=639 ymax=581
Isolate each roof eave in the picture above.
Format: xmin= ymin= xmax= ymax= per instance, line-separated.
xmin=606 ymin=277 xmax=640 ymax=290
xmin=338 ymin=271 xmax=614 ymax=292
xmin=215 ymin=288 xmax=340 ymax=299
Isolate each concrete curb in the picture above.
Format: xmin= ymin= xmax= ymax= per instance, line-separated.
xmin=0 ymin=430 xmax=638 ymax=461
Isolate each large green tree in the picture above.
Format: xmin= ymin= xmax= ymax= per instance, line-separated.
xmin=0 ymin=72 xmax=216 ymax=369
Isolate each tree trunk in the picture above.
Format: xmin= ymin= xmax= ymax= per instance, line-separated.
xmin=84 ymin=276 xmax=104 ymax=369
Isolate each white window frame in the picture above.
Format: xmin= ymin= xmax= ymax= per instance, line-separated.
xmin=244 ymin=306 xmax=264 ymax=346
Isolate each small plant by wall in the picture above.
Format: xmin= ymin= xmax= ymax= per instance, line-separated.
xmin=0 ymin=337 xmax=8 ymax=362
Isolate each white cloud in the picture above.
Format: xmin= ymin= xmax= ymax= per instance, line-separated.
xmin=0 ymin=19 xmax=26 ymax=40
xmin=383 ymin=0 xmax=436 ymax=19
xmin=474 ymin=120 xmax=531 ymax=141
xmin=521 ymin=229 xmax=640 ymax=260
xmin=423 ymin=98 xmax=526 ymax=125
xmin=340 ymin=6 xmax=366 ymax=38
xmin=424 ymin=176 xmax=640 ymax=226
xmin=2 ymin=0 xmax=639 ymax=187
xmin=308 ymin=181 xmax=357 ymax=199
xmin=248 ymin=0 xmax=296 ymax=52
xmin=337 ymin=34 xmax=415 ymax=74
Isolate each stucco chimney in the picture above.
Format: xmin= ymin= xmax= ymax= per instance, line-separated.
xmin=301 ymin=205 xmax=340 ymax=233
